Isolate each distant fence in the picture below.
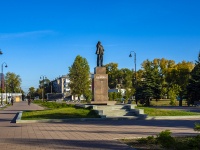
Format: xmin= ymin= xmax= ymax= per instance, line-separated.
xmin=47 ymin=93 xmax=64 ymax=101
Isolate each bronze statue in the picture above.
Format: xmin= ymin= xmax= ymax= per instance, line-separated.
xmin=95 ymin=41 xmax=104 ymax=67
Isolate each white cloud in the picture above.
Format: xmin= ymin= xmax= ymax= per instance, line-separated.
xmin=0 ymin=30 xmax=56 ymax=39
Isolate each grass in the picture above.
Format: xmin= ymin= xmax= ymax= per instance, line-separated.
xmin=134 ymin=99 xmax=188 ymax=106
xmin=120 ymin=136 xmax=200 ymax=150
xmin=21 ymin=100 xmax=100 ymax=120
xmin=137 ymin=107 xmax=200 ymax=116
xmin=120 ymin=130 xmax=200 ymax=150
xmin=34 ymin=100 xmax=75 ymax=109
xmin=22 ymin=100 xmax=200 ymax=119
xmin=0 ymin=103 xmax=11 ymax=110
xmin=22 ymin=107 xmax=100 ymax=120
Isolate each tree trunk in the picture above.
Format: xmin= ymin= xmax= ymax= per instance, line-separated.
xmin=179 ymin=96 xmax=183 ymax=106
xmin=146 ymin=98 xmax=150 ymax=106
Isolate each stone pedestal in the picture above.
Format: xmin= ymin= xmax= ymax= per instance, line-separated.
xmin=92 ymin=67 xmax=108 ymax=104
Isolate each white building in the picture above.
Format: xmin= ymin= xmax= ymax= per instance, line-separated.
xmin=0 ymin=93 xmax=22 ymax=103
xmin=52 ymin=75 xmax=70 ymax=97
xmin=51 ymin=74 xmax=93 ymax=100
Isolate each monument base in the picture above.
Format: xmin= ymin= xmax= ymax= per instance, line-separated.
xmin=90 ymin=101 xmax=116 ymax=105
xmin=92 ymin=67 xmax=109 ymax=102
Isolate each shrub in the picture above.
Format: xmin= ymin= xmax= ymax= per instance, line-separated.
xmin=137 ymin=136 xmax=156 ymax=144
xmin=156 ymin=130 xmax=175 ymax=149
xmin=187 ymin=135 xmax=200 ymax=149
xmin=174 ymin=140 xmax=189 ymax=150
xmin=137 ymin=137 xmax=148 ymax=144
xmin=146 ymin=136 xmax=156 ymax=144
xmin=194 ymin=122 xmax=200 ymax=132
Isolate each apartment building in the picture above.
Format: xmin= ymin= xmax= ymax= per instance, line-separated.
xmin=52 ymin=75 xmax=70 ymax=97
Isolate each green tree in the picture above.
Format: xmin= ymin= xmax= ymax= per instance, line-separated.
xmin=108 ymin=92 xmax=113 ymax=100
xmin=187 ymin=52 xmax=200 ymax=105
xmin=119 ymin=68 xmax=133 ymax=89
xmin=39 ymin=77 xmax=50 ymax=99
xmin=104 ymin=63 xmax=119 ymax=88
xmin=68 ymin=55 xmax=90 ymax=100
xmin=28 ymin=87 xmax=36 ymax=99
xmin=168 ymin=84 xmax=181 ymax=106
xmin=118 ymin=68 xmax=135 ymax=101
xmin=124 ymin=88 xmax=135 ymax=101
xmin=155 ymin=58 xmax=176 ymax=98
xmin=35 ymin=88 xmax=43 ymax=99
xmin=172 ymin=61 xmax=194 ymax=106
xmin=136 ymin=60 xmax=162 ymax=106
xmin=84 ymin=89 xmax=92 ymax=102
xmin=112 ymin=92 xmax=117 ymax=100
xmin=5 ymin=72 xmax=22 ymax=93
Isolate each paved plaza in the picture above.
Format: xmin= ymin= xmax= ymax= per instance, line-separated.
xmin=0 ymin=101 xmax=200 ymax=150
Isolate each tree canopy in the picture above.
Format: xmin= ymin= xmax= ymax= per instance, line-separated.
xmin=68 ymin=55 xmax=91 ymax=100
xmin=136 ymin=59 xmax=162 ymax=106
xmin=28 ymin=87 xmax=36 ymax=98
xmin=187 ymin=52 xmax=200 ymax=105
xmin=135 ymin=58 xmax=194 ymax=106
xmin=5 ymin=72 xmax=22 ymax=93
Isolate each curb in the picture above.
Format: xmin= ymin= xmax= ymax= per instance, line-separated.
xmin=16 ymin=111 xmax=142 ymax=123
xmin=16 ymin=111 xmax=200 ymax=123
xmin=146 ymin=116 xmax=200 ymax=120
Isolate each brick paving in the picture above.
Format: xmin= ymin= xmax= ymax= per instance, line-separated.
xmin=0 ymin=101 xmax=200 ymax=150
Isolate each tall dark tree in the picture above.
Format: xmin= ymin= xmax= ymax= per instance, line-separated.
xmin=136 ymin=60 xmax=162 ymax=106
xmin=68 ymin=55 xmax=90 ymax=100
xmin=34 ymin=88 xmax=43 ymax=99
xmin=187 ymin=52 xmax=200 ymax=105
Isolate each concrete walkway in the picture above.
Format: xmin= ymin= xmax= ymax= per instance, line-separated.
xmin=0 ymin=101 xmax=200 ymax=150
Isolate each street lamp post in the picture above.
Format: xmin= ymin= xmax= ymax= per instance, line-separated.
xmin=1 ymin=62 xmax=8 ymax=105
xmin=6 ymin=82 xmax=7 ymax=104
xmin=129 ymin=51 xmax=137 ymax=84
xmin=129 ymin=51 xmax=137 ymax=104
xmin=40 ymin=75 xmax=46 ymax=102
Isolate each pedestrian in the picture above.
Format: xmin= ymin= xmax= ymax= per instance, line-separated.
xmin=11 ymin=97 xmax=14 ymax=106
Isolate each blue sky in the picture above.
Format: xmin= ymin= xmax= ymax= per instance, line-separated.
xmin=0 ymin=0 xmax=200 ymax=93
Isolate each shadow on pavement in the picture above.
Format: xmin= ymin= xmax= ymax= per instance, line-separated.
xmin=44 ymin=119 xmax=200 ymax=129
xmin=2 ymin=138 xmax=134 ymax=150
xmin=10 ymin=112 xmax=19 ymax=123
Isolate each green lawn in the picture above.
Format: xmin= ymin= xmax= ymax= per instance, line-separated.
xmin=22 ymin=107 xmax=100 ymax=120
xmin=137 ymin=107 xmax=200 ymax=116
xmin=150 ymin=99 xmax=188 ymax=106
xmin=21 ymin=100 xmax=100 ymax=120
xmin=134 ymin=99 xmax=188 ymax=106
xmin=120 ymin=129 xmax=200 ymax=150
xmin=21 ymin=100 xmax=200 ymax=119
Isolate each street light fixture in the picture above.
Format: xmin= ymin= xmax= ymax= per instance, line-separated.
xmin=1 ymin=62 xmax=8 ymax=105
xmin=129 ymin=51 xmax=137 ymax=84
xmin=129 ymin=51 xmax=137 ymax=104
xmin=40 ymin=75 xmax=46 ymax=102
xmin=0 ymin=49 xmax=3 ymax=55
